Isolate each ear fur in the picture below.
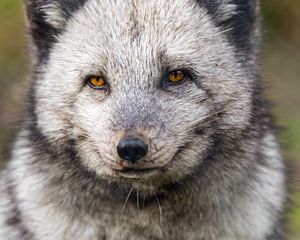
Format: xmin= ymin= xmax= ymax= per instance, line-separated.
xmin=24 ymin=0 xmax=87 ymax=62
xmin=199 ymin=0 xmax=260 ymax=54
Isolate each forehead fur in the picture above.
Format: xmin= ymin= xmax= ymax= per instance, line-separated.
xmin=54 ymin=0 xmax=223 ymax=72
xmin=75 ymin=0 xmax=205 ymax=40
xmin=26 ymin=0 xmax=258 ymax=61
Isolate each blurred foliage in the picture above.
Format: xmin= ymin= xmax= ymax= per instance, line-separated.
xmin=259 ymin=3 xmax=300 ymax=238
xmin=262 ymin=0 xmax=300 ymax=48
xmin=0 ymin=0 xmax=28 ymax=165
xmin=0 ymin=1 xmax=299 ymax=239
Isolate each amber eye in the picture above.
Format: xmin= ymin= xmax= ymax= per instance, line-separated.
xmin=87 ymin=76 xmax=107 ymax=89
xmin=167 ymin=70 xmax=186 ymax=84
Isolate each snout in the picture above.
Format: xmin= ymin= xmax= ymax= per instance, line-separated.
xmin=111 ymin=134 xmax=165 ymax=179
xmin=117 ymin=137 xmax=148 ymax=163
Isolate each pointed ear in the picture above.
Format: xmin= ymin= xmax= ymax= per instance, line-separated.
xmin=200 ymin=0 xmax=260 ymax=54
xmin=24 ymin=0 xmax=64 ymax=62
xmin=23 ymin=0 xmax=87 ymax=62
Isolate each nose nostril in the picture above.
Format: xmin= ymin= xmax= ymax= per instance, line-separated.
xmin=117 ymin=137 xmax=148 ymax=163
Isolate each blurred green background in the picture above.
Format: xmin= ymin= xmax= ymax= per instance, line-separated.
xmin=0 ymin=0 xmax=299 ymax=239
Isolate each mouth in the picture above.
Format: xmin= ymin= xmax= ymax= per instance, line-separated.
xmin=112 ymin=167 xmax=162 ymax=179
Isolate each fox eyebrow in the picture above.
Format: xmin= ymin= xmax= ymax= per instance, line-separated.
xmin=159 ymin=58 xmax=200 ymax=78
xmin=158 ymin=48 xmax=201 ymax=67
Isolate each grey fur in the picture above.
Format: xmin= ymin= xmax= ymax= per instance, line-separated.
xmin=0 ymin=0 xmax=285 ymax=239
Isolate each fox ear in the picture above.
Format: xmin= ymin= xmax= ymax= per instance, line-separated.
xmin=200 ymin=0 xmax=260 ymax=53
xmin=24 ymin=0 xmax=87 ymax=61
xmin=24 ymin=0 xmax=65 ymax=62
xmin=25 ymin=1 xmax=67 ymax=30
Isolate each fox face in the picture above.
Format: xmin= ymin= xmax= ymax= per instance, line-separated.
xmin=26 ymin=0 xmax=258 ymax=192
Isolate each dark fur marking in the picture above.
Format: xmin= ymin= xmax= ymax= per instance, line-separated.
xmin=129 ymin=0 xmax=141 ymax=40
xmin=266 ymin=220 xmax=284 ymax=240
xmin=198 ymin=0 xmax=258 ymax=55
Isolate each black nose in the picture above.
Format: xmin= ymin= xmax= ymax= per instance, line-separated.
xmin=117 ymin=137 xmax=148 ymax=163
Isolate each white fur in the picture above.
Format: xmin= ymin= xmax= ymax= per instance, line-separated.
xmin=216 ymin=0 xmax=238 ymax=22
xmin=40 ymin=3 xmax=66 ymax=29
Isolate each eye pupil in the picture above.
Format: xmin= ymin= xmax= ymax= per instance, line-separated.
xmin=168 ymin=70 xmax=185 ymax=83
xmin=88 ymin=76 xmax=106 ymax=89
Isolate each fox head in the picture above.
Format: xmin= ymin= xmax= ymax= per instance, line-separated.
xmin=25 ymin=0 xmax=261 ymax=192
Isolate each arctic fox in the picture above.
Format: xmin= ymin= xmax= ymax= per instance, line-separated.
xmin=0 ymin=0 xmax=285 ymax=239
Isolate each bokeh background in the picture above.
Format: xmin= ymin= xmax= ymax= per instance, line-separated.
xmin=0 ymin=0 xmax=299 ymax=238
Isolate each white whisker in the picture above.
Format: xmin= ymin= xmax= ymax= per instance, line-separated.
xmin=136 ymin=188 xmax=140 ymax=215
xmin=155 ymin=193 xmax=163 ymax=224
xmin=121 ymin=184 xmax=134 ymax=218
